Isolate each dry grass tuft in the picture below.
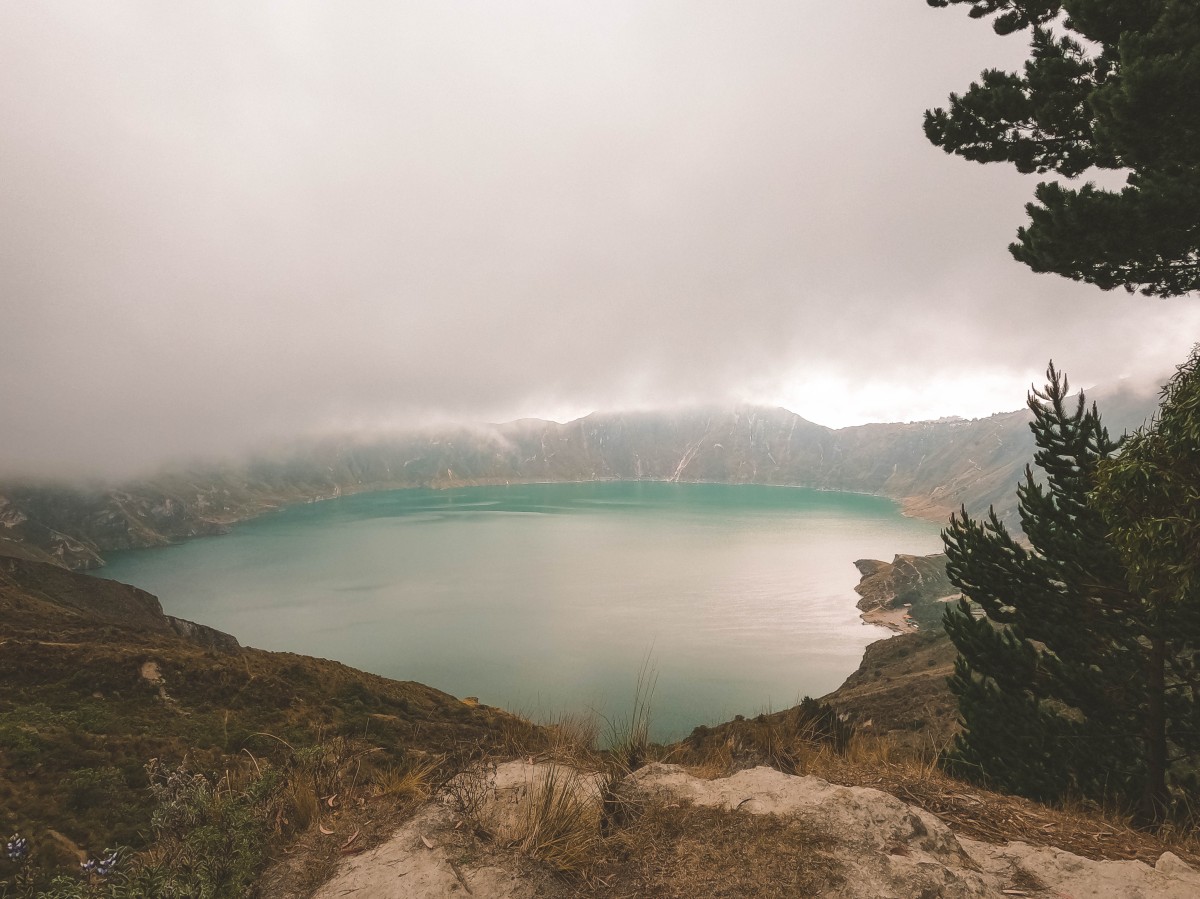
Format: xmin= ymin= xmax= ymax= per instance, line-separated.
xmin=282 ymin=776 xmax=321 ymax=832
xmin=676 ymin=697 xmax=856 ymax=781
xmin=507 ymin=764 xmax=603 ymax=874
xmin=374 ymin=754 xmax=441 ymax=802
xmin=594 ymin=800 xmax=843 ymax=898
xmin=604 ymin=662 xmax=657 ymax=774
xmin=545 ymin=711 xmax=602 ymax=763
xmin=685 ymin=740 xmax=734 ymax=780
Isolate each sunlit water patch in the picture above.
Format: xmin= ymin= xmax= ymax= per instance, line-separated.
xmin=94 ymin=482 xmax=941 ymax=740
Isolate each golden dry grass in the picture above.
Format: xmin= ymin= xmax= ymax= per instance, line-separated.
xmin=790 ymin=731 xmax=1200 ymax=868
xmin=507 ymin=764 xmax=604 ymax=874
xmin=443 ymin=763 xmax=842 ymax=897
xmin=373 ymin=754 xmax=441 ymax=802
xmin=592 ymin=800 xmax=843 ymax=898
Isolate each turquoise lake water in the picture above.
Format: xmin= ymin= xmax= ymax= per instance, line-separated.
xmin=94 ymin=481 xmax=942 ymax=740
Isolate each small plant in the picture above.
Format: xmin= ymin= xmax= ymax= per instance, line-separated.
xmin=6 ymin=835 xmax=30 ymax=864
xmin=448 ymin=762 xmax=496 ymax=824
xmin=507 ymin=764 xmax=602 ymax=874
xmin=79 ymin=849 xmax=120 ymax=881
xmin=604 ymin=661 xmax=657 ymax=774
xmin=374 ymin=754 xmax=441 ymax=802
xmin=142 ymin=757 xmax=283 ymax=897
xmin=2 ymin=836 xmax=136 ymax=899
xmin=2 ymin=832 xmax=34 ymax=896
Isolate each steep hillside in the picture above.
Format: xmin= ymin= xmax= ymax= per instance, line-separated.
xmin=0 ymin=553 xmax=536 ymax=876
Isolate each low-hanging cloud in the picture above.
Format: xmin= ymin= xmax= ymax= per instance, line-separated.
xmin=3 ymin=1 xmax=1196 ymax=480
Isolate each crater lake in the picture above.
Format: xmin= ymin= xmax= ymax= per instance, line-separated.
xmin=93 ymin=481 xmax=942 ymax=740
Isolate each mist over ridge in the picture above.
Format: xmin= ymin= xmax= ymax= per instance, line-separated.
xmin=3 ymin=369 xmax=1167 ymax=485
xmin=0 ymin=375 xmax=1161 ymax=573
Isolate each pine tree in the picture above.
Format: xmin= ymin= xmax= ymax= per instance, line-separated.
xmin=1093 ymin=348 xmax=1200 ymax=819
xmin=924 ymin=0 xmax=1200 ymax=296
xmin=922 ymin=0 xmax=1199 ymax=821
xmin=942 ymin=365 xmax=1146 ymax=805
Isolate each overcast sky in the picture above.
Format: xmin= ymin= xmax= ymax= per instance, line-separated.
xmin=3 ymin=1 xmax=1197 ymax=479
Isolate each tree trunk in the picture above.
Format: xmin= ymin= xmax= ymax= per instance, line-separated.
xmin=1141 ymin=634 xmax=1169 ymax=822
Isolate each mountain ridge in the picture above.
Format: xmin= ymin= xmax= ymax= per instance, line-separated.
xmin=0 ymin=388 xmax=1158 ymax=570
xmin=0 ymin=407 xmax=1025 ymax=569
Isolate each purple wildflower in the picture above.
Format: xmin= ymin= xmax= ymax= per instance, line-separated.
xmin=5 ymin=833 xmax=29 ymax=861
xmin=81 ymin=849 xmax=119 ymax=878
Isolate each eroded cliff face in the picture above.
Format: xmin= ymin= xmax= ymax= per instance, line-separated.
xmin=0 ymin=488 xmax=232 ymax=569
xmin=811 ymin=552 xmax=961 ymax=747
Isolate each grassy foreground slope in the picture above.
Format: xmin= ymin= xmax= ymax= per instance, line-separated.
xmin=0 ymin=553 xmax=533 ymax=879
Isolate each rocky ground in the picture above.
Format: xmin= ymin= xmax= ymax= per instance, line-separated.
xmin=308 ymin=760 xmax=1200 ymax=899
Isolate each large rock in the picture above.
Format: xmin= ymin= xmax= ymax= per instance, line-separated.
xmin=310 ymin=761 xmax=577 ymax=899
xmin=632 ymin=764 xmax=1200 ymax=899
xmin=632 ymin=763 xmax=991 ymax=898
xmin=310 ymin=761 xmax=1200 ymax=899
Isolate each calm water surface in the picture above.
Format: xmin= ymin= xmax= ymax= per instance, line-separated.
xmin=95 ymin=482 xmax=941 ymax=740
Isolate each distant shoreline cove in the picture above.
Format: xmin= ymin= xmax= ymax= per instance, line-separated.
xmin=240 ymin=477 xmax=944 ymax=535
xmin=56 ymin=476 xmax=940 ymax=567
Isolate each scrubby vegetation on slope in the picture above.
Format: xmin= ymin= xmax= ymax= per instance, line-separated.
xmin=0 ymin=553 xmax=540 ymax=894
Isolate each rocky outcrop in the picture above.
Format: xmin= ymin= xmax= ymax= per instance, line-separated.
xmin=0 ymin=484 xmax=242 ymax=570
xmin=0 ymin=552 xmax=236 ymax=650
xmin=0 ymin=493 xmax=106 ymax=569
xmin=853 ymin=552 xmax=956 ymax=630
xmin=311 ymin=761 xmax=1200 ymax=899
xmin=631 ymin=764 xmax=1200 ymax=899
xmin=164 ymin=615 xmax=240 ymax=652
xmin=0 ymin=552 xmax=171 ymax=632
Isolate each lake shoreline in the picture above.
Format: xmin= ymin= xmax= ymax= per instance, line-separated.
xmin=91 ymin=481 xmax=941 ymax=742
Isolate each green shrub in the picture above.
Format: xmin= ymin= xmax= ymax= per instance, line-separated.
xmin=64 ymin=768 xmax=127 ymax=813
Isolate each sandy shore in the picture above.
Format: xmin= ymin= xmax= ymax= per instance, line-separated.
xmin=860 ymin=603 xmax=917 ymax=633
